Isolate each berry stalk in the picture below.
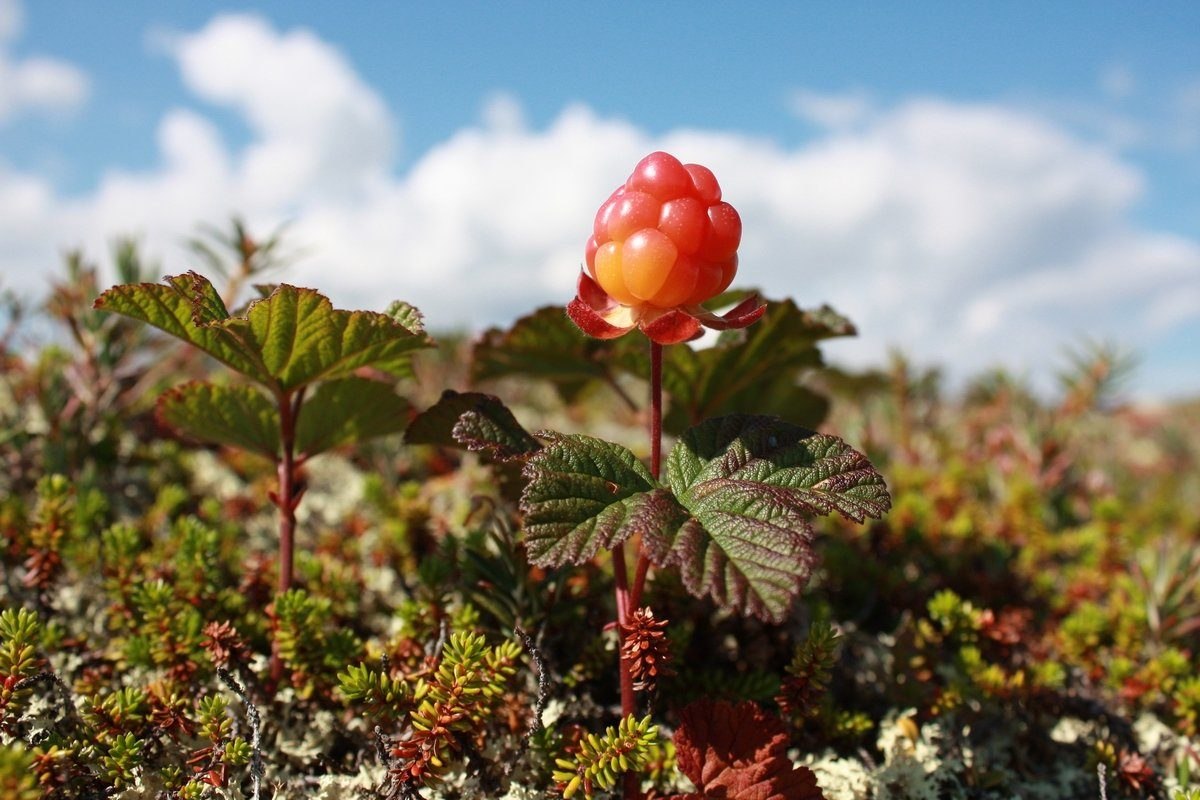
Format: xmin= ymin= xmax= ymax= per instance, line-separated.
xmin=615 ymin=340 xmax=665 ymax=800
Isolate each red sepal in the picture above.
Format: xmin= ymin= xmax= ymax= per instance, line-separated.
xmin=692 ymin=293 xmax=767 ymax=330
xmin=567 ymin=271 xmax=766 ymax=344
xmin=641 ymin=309 xmax=703 ymax=344
xmin=577 ymin=271 xmax=614 ymax=310
xmin=567 ymin=295 xmax=630 ymax=339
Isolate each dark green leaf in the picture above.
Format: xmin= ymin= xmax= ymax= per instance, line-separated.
xmin=645 ymin=415 xmax=890 ymax=622
xmin=94 ymin=272 xmax=270 ymax=382
xmin=156 ymin=381 xmax=279 ymax=458
xmin=520 ymin=433 xmax=687 ymax=566
xmin=294 ymin=378 xmax=411 ymax=458
xmin=471 ymin=306 xmax=622 ymax=402
xmin=406 ymin=390 xmax=539 ymax=461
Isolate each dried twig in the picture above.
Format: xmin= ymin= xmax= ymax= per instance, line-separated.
xmin=218 ymin=667 xmax=264 ymax=800
xmin=515 ymin=624 xmax=549 ymax=736
xmin=14 ymin=669 xmax=78 ymax=729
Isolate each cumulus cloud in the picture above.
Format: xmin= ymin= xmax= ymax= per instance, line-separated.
xmin=790 ymin=89 xmax=874 ymax=130
xmin=170 ymin=13 xmax=394 ymax=204
xmin=0 ymin=0 xmax=88 ymax=123
xmin=1 ymin=12 xmax=1197 ymax=396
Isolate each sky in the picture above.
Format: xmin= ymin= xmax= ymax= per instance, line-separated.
xmin=1 ymin=1 xmax=1198 ymax=399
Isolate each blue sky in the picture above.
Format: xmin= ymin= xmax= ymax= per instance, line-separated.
xmin=1 ymin=1 xmax=1198 ymax=398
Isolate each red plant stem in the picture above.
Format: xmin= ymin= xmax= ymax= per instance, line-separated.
xmin=628 ymin=555 xmax=651 ymax=613
xmin=628 ymin=341 xmax=662 ymax=612
xmin=271 ymin=388 xmax=304 ymax=683
xmin=613 ymin=542 xmax=634 ymax=695
xmin=619 ymin=340 xmax=666 ymax=800
xmin=649 ymin=341 xmax=663 ymax=479
xmin=276 ymin=389 xmax=303 ymax=596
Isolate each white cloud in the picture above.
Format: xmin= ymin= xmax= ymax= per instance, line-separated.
xmin=1 ymin=13 xmax=1197 ymax=397
xmin=790 ymin=89 xmax=874 ymax=130
xmin=481 ymin=91 xmax=527 ymax=134
xmin=0 ymin=0 xmax=88 ymax=123
xmin=170 ymin=13 xmax=394 ymax=204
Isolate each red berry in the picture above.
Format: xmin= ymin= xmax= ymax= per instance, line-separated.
xmin=658 ymin=197 xmax=706 ymax=255
xmin=607 ymin=191 xmax=661 ymax=241
xmin=585 ymin=235 xmax=600 ymax=275
xmin=651 ymin=253 xmax=699 ymax=308
xmin=685 ymin=163 xmax=721 ymax=204
xmin=586 ymin=152 xmax=741 ymax=311
xmin=697 ymin=202 xmax=741 ymax=262
xmin=715 ymin=255 xmax=738 ymax=295
xmin=593 ymin=200 xmax=616 ymax=241
xmin=685 ymin=260 xmax=725 ymax=306
xmin=627 ymin=151 xmax=692 ymax=201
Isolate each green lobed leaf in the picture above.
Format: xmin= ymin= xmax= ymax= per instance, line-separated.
xmin=645 ymin=415 xmax=890 ymax=622
xmin=214 ymin=284 xmax=431 ymax=391
xmin=520 ymin=432 xmax=688 ymax=567
xmin=471 ymin=306 xmax=622 ymax=402
xmin=294 ymin=377 xmax=411 ymax=458
xmin=406 ymin=390 xmax=539 ymax=461
xmin=93 ymin=272 xmax=270 ymax=383
xmin=156 ymin=381 xmax=280 ymax=458
xmin=96 ymin=273 xmax=433 ymax=393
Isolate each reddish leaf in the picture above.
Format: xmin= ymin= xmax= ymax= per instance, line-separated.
xmin=672 ymin=700 xmax=825 ymax=800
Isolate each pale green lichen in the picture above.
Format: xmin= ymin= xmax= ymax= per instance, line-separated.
xmin=1049 ymin=716 xmax=1095 ymax=744
xmin=803 ymin=750 xmax=872 ymax=800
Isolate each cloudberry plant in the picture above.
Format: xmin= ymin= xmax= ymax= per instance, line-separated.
xmin=409 ymin=151 xmax=889 ymax=799
xmin=564 ymin=153 xmax=885 ymax=797
xmin=95 ymin=273 xmax=430 ymax=680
